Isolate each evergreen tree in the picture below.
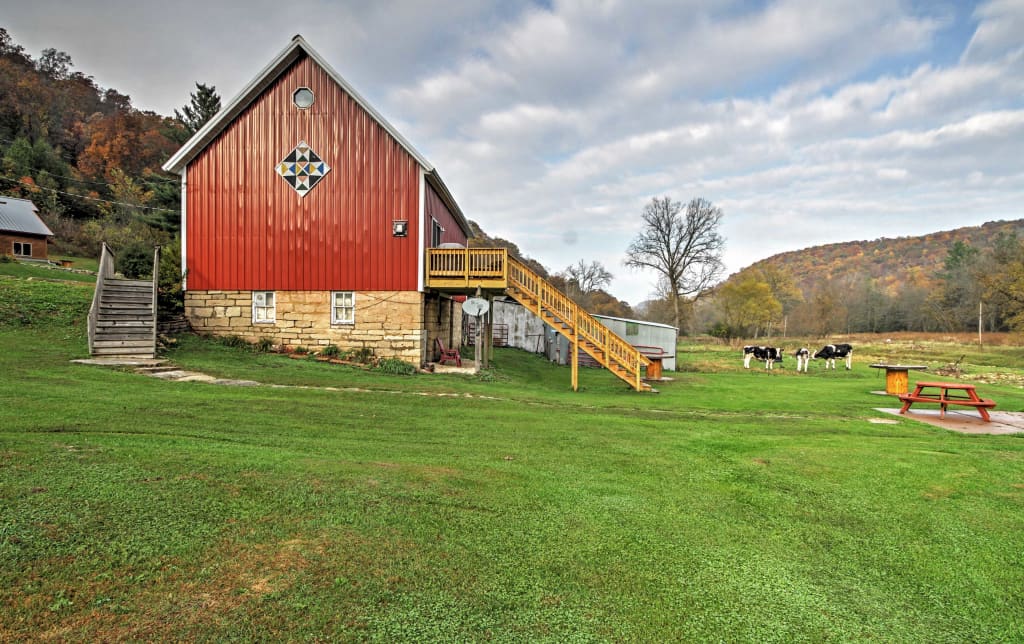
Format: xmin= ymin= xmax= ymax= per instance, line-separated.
xmin=174 ymin=82 xmax=221 ymax=138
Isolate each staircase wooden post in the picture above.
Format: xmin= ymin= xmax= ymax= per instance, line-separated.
xmin=151 ymin=245 xmax=161 ymax=355
xmin=571 ymin=304 xmax=579 ymax=392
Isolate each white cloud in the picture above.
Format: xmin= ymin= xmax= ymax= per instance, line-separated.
xmin=5 ymin=0 xmax=1022 ymax=306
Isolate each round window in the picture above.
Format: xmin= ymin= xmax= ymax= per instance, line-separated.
xmin=292 ymin=87 xmax=314 ymax=109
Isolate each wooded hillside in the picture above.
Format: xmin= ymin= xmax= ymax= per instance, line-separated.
xmin=698 ymin=219 xmax=1024 ymax=338
xmin=0 ymin=27 xmax=185 ymax=258
xmin=748 ymin=219 xmax=1024 ymax=295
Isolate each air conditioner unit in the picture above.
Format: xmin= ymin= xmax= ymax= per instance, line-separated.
xmin=254 ymin=292 xmax=266 ymax=305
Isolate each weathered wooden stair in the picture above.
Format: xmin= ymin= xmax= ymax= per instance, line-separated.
xmin=425 ymin=248 xmax=652 ymax=391
xmin=88 ymin=243 xmax=160 ymax=360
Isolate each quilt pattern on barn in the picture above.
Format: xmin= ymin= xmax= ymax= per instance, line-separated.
xmin=276 ymin=141 xmax=331 ymax=196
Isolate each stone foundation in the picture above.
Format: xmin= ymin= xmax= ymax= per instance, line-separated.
xmin=424 ymin=293 xmax=464 ymax=361
xmin=185 ymin=290 xmax=428 ymax=364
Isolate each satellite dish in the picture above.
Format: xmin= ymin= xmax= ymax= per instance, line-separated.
xmin=462 ymin=297 xmax=489 ymax=317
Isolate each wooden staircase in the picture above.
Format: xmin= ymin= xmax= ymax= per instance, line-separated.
xmin=504 ymin=256 xmax=652 ymax=392
xmin=88 ymin=243 xmax=160 ymax=360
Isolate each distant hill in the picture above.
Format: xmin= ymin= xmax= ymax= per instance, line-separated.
xmin=745 ymin=219 xmax=1024 ymax=294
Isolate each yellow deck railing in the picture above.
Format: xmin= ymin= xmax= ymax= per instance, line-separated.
xmin=425 ymin=248 xmax=508 ymax=288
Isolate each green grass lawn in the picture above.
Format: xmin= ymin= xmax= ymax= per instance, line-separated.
xmin=2 ymin=274 xmax=1023 ymax=641
xmin=0 ymin=257 xmax=97 ymax=283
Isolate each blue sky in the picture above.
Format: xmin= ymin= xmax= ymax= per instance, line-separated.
xmin=5 ymin=0 xmax=1023 ymax=305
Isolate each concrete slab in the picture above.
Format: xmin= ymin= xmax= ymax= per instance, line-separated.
xmin=433 ymin=364 xmax=478 ymax=375
xmin=72 ymin=358 xmax=165 ymax=367
xmin=876 ymin=408 xmax=1024 ymax=435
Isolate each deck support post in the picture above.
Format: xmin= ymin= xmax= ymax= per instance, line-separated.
xmin=484 ymin=294 xmax=494 ymax=368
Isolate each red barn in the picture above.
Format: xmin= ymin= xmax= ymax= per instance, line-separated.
xmin=162 ymin=35 xmax=470 ymax=364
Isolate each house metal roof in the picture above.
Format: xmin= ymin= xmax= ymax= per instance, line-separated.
xmin=0 ymin=196 xmax=52 ymax=236
xmin=161 ymin=35 xmax=470 ymax=236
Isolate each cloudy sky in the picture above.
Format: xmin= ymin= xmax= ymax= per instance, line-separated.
xmin=5 ymin=0 xmax=1023 ymax=304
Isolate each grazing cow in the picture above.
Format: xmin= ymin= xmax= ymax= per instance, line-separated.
xmin=742 ymin=345 xmax=758 ymax=368
xmin=744 ymin=345 xmax=783 ymax=369
xmin=812 ymin=343 xmax=853 ymax=370
xmin=793 ymin=347 xmax=810 ymax=373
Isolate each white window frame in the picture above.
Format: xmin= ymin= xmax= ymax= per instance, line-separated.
xmin=252 ymin=291 xmax=276 ymax=323
xmin=331 ymin=291 xmax=355 ymax=325
xmin=431 ymin=218 xmax=444 ymax=248
xmin=13 ymin=242 xmax=31 ymax=256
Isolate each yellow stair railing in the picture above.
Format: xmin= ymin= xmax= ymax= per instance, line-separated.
xmin=425 ymin=247 xmax=653 ymax=391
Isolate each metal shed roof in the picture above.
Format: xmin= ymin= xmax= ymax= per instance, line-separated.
xmin=591 ymin=314 xmax=679 ymax=332
xmin=0 ymin=196 xmax=52 ymax=236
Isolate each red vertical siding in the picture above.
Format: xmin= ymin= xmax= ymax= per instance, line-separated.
xmin=186 ymin=55 xmax=421 ymax=291
xmin=423 ymin=182 xmax=469 ymax=248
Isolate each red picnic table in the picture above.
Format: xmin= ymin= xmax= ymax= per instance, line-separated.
xmin=898 ymin=381 xmax=996 ymax=422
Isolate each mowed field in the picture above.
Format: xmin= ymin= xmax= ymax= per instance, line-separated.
xmin=2 ymin=274 xmax=1024 ymax=641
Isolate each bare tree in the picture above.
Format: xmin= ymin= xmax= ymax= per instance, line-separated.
xmin=625 ymin=196 xmax=725 ymax=331
xmin=561 ymin=260 xmax=613 ymax=297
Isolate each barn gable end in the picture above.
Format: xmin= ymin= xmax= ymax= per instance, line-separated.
xmin=163 ymin=36 xmax=470 ymax=364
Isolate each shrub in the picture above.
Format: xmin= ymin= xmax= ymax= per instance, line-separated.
xmin=157 ymin=239 xmax=184 ymax=317
xmin=253 ymin=337 xmax=274 ymax=353
xmin=707 ymin=322 xmax=734 ymax=340
xmin=292 ymin=346 xmax=309 ymax=355
xmin=117 ymin=242 xmax=153 ymax=279
xmin=374 ymin=358 xmax=416 ymax=376
xmin=218 ymin=335 xmax=249 ymax=349
xmin=351 ymin=347 xmax=374 ymax=364
xmin=320 ymin=344 xmax=341 ymax=358
xmin=0 ymin=253 xmax=13 ymax=263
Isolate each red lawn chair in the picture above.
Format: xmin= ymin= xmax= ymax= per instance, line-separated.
xmin=435 ymin=338 xmax=461 ymax=366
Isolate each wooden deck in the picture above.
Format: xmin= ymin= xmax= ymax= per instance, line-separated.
xmin=425 ymin=248 xmax=509 ymax=291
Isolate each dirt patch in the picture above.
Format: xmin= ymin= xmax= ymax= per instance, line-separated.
xmin=923 ymin=485 xmax=955 ymax=500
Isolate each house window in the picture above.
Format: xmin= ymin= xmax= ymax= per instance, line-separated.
xmin=431 ymin=219 xmax=444 ymax=247
xmin=252 ymin=291 xmax=276 ymax=323
xmin=332 ymin=291 xmax=355 ymax=324
xmin=12 ymin=242 xmax=31 ymax=257
xmin=625 ymin=322 xmax=639 ymax=336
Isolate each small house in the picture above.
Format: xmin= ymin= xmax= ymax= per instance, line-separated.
xmin=0 ymin=197 xmax=52 ymax=260
xmin=162 ymin=36 xmax=471 ymax=365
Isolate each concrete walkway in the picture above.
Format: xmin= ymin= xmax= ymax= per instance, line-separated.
xmin=876 ymin=407 xmax=1024 ymax=435
xmin=71 ymin=358 xmax=260 ymax=386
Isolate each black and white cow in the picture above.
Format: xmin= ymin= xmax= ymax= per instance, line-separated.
xmin=743 ymin=345 xmax=783 ymax=369
xmin=742 ymin=345 xmax=759 ymax=368
xmin=793 ymin=347 xmax=810 ymax=373
xmin=812 ymin=343 xmax=853 ymax=370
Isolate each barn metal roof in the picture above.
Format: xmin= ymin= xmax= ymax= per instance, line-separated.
xmin=0 ymin=196 xmax=52 ymax=236
xmin=161 ymin=35 xmax=470 ymax=236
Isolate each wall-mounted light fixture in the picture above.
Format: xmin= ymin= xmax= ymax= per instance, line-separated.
xmin=392 ymin=220 xmax=408 ymax=237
